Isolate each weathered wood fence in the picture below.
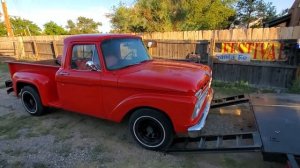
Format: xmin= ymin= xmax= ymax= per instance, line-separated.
xmin=0 ymin=35 xmax=68 ymax=60
xmin=0 ymin=27 xmax=299 ymax=88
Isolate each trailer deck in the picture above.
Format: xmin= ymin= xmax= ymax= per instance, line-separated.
xmin=167 ymin=93 xmax=300 ymax=167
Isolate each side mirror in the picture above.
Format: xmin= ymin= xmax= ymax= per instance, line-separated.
xmin=86 ymin=61 xmax=99 ymax=71
xmin=147 ymin=42 xmax=153 ymax=48
xmin=144 ymin=40 xmax=157 ymax=48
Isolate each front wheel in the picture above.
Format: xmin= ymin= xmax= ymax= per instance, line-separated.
xmin=21 ymin=86 xmax=44 ymax=116
xmin=129 ymin=109 xmax=174 ymax=150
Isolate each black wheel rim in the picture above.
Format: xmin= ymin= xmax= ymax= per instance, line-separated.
xmin=23 ymin=92 xmax=37 ymax=113
xmin=134 ymin=117 xmax=165 ymax=147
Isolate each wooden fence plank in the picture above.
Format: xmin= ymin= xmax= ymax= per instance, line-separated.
xmin=280 ymin=27 xmax=294 ymax=39
xmin=203 ymin=30 xmax=212 ymax=40
xmin=251 ymin=28 xmax=264 ymax=40
xmin=232 ymin=29 xmax=247 ymax=40
xmin=262 ymin=28 xmax=270 ymax=40
xmin=246 ymin=28 xmax=252 ymax=40
xmin=292 ymin=26 xmax=300 ymax=39
xmin=268 ymin=27 xmax=280 ymax=40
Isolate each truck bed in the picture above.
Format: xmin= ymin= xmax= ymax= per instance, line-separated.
xmin=7 ymin=59 xmax=60 ymax=78
xmin=7 ymin=59 xmax=60 ymax=105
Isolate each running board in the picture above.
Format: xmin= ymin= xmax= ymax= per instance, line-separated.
xmin=166 ymin=132 xmax=262 ymax=153
xmin=211 ymin=94 xmax=249 ymax=109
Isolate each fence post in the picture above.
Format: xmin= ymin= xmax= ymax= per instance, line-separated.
xmin=16 ymin=37 xmax=25 ymax=59
xmin=296 ymin=66 xmax=300 ymax=80
xmin=32 ymin=41 xmax=39 ymax=60
xmin=13 ymin=41 xmax=18 ymax=58
xmin=208 ymin=31 xmax=216 ymax=69
xmin=52 ymin=41 xmax=58 ymax=58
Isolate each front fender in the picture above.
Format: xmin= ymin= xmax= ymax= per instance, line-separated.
xmin=13 ymin=72 xmax=52 ymax=106
xmin=109 ymin=93 xmax=196 ymax=133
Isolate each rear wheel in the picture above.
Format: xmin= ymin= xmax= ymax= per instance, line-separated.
xmin=129 ymin=108 xmax=174 ymax=150
xmin=21 ymin=86 xmax=44 ymax=116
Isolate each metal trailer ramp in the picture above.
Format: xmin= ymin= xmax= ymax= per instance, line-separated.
xmin=250 ymin=94 xmax=300 ymax=168
xmin=166 ymin=93 xmax=300 ymax=168
xmin=166 ymin=132 xmax=262 ymax=152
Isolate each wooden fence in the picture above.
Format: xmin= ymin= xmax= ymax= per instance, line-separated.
xmin=139 ymin=26 xmax=300 ymax=40
xmin=0 ymin=35 xmax=68 ymax=60
xmin=0 ymin=27 xmax=300 ymax=88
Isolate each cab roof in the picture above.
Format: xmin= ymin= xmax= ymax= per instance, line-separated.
xmin=64 ymin=34 xmax=141 ymax=43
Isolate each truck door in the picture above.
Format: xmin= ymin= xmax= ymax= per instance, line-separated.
xmin=56 ymin=43 xmax=104 ymax=118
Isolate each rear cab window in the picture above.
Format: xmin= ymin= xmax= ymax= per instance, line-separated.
xmin=71 ymin=44 xmax=100 ymax=71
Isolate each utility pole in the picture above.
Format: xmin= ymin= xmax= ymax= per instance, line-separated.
xmin=1 ymin=0 xmax=14 ymax=37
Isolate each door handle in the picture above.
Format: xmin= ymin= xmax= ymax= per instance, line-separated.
xmin=59 ymin=72 xmax=70 ymax=76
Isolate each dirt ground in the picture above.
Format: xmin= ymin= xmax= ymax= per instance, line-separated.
xmin=0 ymin=59 xmax=284 ymax=168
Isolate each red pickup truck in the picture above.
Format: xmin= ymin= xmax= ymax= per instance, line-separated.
xmin=6 ymin=34 xmax=213 ymax=150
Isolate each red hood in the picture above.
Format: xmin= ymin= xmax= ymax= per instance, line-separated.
xmin=117 ymin=60 xmax=211 ymax=94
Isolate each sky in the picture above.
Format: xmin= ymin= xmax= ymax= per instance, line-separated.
xmin=1 ymin=0 xmax=296 ymax=33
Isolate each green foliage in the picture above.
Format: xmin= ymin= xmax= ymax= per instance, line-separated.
xmin=10 ymin=17 xmax=41 ymax=36
xmin=173 ymin=0 xmax=236 ymax=31
xmin=109 ymin=0 xmax=236 ymax=32
xmin=235 ymin=0 xmax=277 ymax=28
xmin=66 ymin=16 xmax=102 ymax=34
xmin=289 ymin=79 xmax=300 ymax=94
xmin=0 ymin=22 xmax=7 ymax=36
xmin=43 ymin=21 xmax=67 ymax=35
xmin=212 ymin=80 xmax=275 ymax=96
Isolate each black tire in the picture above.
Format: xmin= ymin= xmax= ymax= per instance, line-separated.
xmin=21 ymin=86 xmax=44 ymax=116
xmin=129 ymin=108 xmax=174 ymax=150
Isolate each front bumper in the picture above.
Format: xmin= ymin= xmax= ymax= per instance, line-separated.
xmin=188 ymin=89 xmax=213 ymax=137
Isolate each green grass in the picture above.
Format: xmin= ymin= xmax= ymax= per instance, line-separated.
xmin=0 ymin=114 xmax=42 ymax=139
xmin=3 ymin=148 xmax=30 ymax=157
xmin=0 ymin=62 xmax=9 ymax=88
xmin=32 ymin=162 xmax=48 ymax=168
xmin=52 ymin=122 xmax=73 ymax=143
xmin=91 ymin=144 xmax=104 ymax=160
xmin=212 ymin=80 xmax=275 ymax=97
xmin=289 ymin=79 xmax=300 ymax=94
xmin=55 ymin=143 xmax=72 ymax=157
xmin=0 ymin=62 xmax=9 ymax=72
xmin=222 ymin=157 xmax=242 ymax=168
xmin=8 ymin=161 xmax=25 ymax=168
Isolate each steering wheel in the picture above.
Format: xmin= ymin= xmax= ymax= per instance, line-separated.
xmin=123 ymin=51 xmax=134 ymax=60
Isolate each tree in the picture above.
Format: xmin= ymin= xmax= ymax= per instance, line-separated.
xmin=175 ymin=0 xmax=236 ymax=30
xmin=277 ymin=8 xmax=289 ymax=17
xmin=0 ymin=22 xmax=7 ymax=36
xmin=10 ymin=17 xmax=41 ymax=35
xmin=109 ymin=4 xmax=135 ymax=33
xmin=43 ymin=21 xmax=67 ymax=35
xmin=108 ymin=0 xmax=236 ymax=33
xmin=235 ymin=0 xmax=277 ymax=28
xmin=66 ymin=16 xmax=102 ymax=34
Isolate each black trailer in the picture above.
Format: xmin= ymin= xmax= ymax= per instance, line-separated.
xmin=166 ymin=94 xmax=300 ymax=168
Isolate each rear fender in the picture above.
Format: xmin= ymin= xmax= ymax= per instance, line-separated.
xmin=13 ymin=72 xmax=51 ymax=106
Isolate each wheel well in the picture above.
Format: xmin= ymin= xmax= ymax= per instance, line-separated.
xmin=122 ymin=106 xmax=175 ymax=132
xmin=16 ymin=82 xmax=38 ymax=96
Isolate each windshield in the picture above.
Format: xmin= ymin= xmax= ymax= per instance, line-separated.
xmin=101 ymin=38 xmax=151 ymax=70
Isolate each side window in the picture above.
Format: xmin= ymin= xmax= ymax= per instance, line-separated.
xmin=71 ymin=44 xmax=100 ymax=71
